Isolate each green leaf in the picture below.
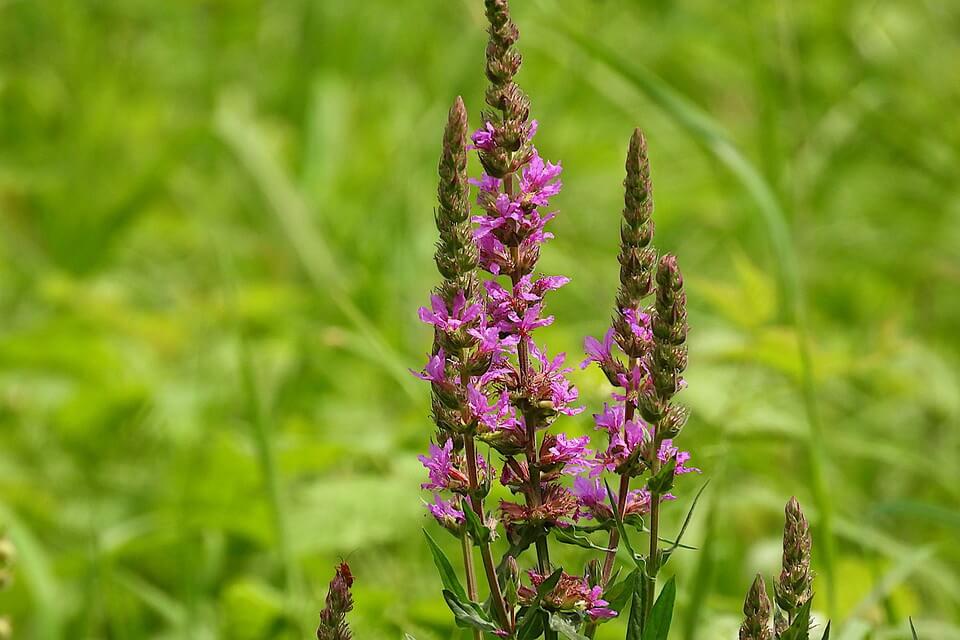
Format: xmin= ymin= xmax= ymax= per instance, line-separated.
xmin=549 ymin=613 xmax=590 ymax=640
xmin=552 ymin=527 xmax=614 ymax=552
xmin=604 ymin=480 xmax=643 ymax=569
xmin=442 ymin=589 xmax=499 ymax=633
xmin=646 ymin=459 xmax=677 ymax=494
xmin=571 ymin=522 xmax=611 ymax=534
xmin=641 ymin=576 xmax=676 ymax=640
xmin=909 ymin=618 xmax=920 ymax=640
xmin=462 ymin=506 xmax=491 ymax=545
xmin=820 ymin=621 xmax=831 ymax=640
xmin=626 ymin=571 xmax=646 ymax=640
xmin=516 ymin=606 xmax=544 ymax=640
xmin=779 ymin=600 xmax=813 ymax=640
xmin=403 ymin=635 xmax=417 ymax=640
xmin=538 ymin=568 xmax=564 ymax=595
xmin=516 ymin=568 xmax=563 ymax=639
xmin=603 ymin=569 xmax=639 ymax=615
xmin=423 ymin=529 xmax=468 ymax=601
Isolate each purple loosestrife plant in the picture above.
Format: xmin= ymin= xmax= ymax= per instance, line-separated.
xmin=411 ymin=2 xmax=702 ymax=639
xmin=315 ymin=4 xmax=917 ymax=638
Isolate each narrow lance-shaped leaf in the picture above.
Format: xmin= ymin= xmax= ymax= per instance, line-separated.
xmin=640 ymin=576 xmax=676 ymax=640
xmin=552 ymin=528 xmax=615 ymax=552
xmin=626 ymin=569 xmax=647 ymax=640
xmin=442 ymin=589 xmax=499 ymax=633
xmin=779 ymin=599 xmax=813 ymax=640
xmin=422 ymin=529 xmax=468 ymax=601
xmin=660 ymin=481 xmax=709 ymax=567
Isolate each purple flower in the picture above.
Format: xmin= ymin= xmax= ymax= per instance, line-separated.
xmin=533 ymin=274 xmax=570 ymax=294
xmin=470 ymin=174 xmax=502 ymax=194
xmin=527 ymin=119 xmax=539 ymax=140
xmin=418 ymin=291 xmax=482 ymax=332
xmin=530 ymin=345 xmax=584 ymax=415
xmin=614 ymin=362 xmax=651 ymax=398
xmin=624 ymin=307 xmax=652 ymax=342
xmin=590 ymin=404 xmax=651 ymax=475
xmin=542 ymin=434 xmax=592 ymax=474
xmin=514 ymin=304 xmax=554 ymax=335
xmin=572 ymin=476 xmax=611 ymax=520
xmin=419 ymin=440 xmax=489 ymax=491
xmin=475 ymin=230 xmax=511 ymax=275
xmin=418 ymin=440 xmax=456 ymax=490
xmin=411 ymin=349 xmax=448 ymax=384
xmin=426 ymin=493 xmax=465 ymax=530
xmin=519 ymin=150 xmax=563 ymax=207
xmin=573 ymin=476 xmax=662 ymax=522
xmin=593 ymin=403 xmax=624 ymax=436
xmin=581 ymin=328 xmax=617 ymax=369
xmin=658 ymin=439 xmax=700 ymax=475
xmin=467 ymin=385 xmax=519 ymax=433
xmin=470 ymin=121 xmax=497 ymax=151
xmin=585 ymin=585 xmax=618 ymax=620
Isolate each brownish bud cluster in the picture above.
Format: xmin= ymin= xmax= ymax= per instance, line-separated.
xmin=775 ymin=497 xmax=814 ymax=615
xmin=317 ymin=562 xmax=355 ymax=640
xmin=615 ymin=129 xmax=658 ymax=320
xmin=739 ymin=574 xmax=774 ymax=640
xmin=435 ymin=96 xmax=479 ymax=301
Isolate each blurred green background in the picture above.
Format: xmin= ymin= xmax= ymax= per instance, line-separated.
xmin=1 ymin=0 xmax=958 ymax=638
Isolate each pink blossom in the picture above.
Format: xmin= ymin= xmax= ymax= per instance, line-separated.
xmin=417 ymin=291 xmax=482 ymax=332
xmin=470 ymin=121 xmax=497 ymax=151
xmin=410 ymin=349 xmax=448 ymax=384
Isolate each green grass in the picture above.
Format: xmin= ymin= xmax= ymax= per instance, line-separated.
xmin=1 ymin=0 xmax=959 ymax=638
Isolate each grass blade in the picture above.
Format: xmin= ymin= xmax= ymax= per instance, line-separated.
xmin=215 ymin=97 xmax=417 ymax=398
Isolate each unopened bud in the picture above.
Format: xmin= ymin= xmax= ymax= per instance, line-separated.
xmin=739 ymin=574 xmax=773 ymax=640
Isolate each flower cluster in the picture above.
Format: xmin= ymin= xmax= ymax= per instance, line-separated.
xmin=518 ymin=570 xmax=617 ymax=622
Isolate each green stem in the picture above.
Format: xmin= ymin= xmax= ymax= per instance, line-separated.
xmin=460 ymin=534 xmax=482 ymax=640
xmin=464 ymin=437 xmax=511 ymax=630
xmin=644 ymin=428 xmax=662 ymax=625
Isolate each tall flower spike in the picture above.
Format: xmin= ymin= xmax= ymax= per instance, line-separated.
xmin=638 ymin=254 xmax=689 ymax=434
xmin=483 ymin=0 xmax=529 ymax=143
xmin=435 ymin=96 xmax=478 ymax=301
xmin=740 ymin=574 xmax=774 ymax=640
xmin=614 ymin=129 xmax=658 ymax=358
xmin=775 ymin=497 xmax=814 ymax=618
xmin=317 ymin=562 xmax=355 ymax=640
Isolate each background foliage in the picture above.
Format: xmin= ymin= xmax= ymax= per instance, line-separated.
xmin=1 ymin=0 xmax=958 ymax=638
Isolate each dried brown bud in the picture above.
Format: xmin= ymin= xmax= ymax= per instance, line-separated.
xmin=740 ymin=574 xmax=773 ymax=640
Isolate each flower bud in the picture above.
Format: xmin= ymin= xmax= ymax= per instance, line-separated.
xmin=739 ymin=574 xmax=773 ymax=640
xmin=775 ymin=497 xmax=813 ymax=615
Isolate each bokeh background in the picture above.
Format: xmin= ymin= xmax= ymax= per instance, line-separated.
xmin=1 ymin=0 xmax=958 ymax=638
